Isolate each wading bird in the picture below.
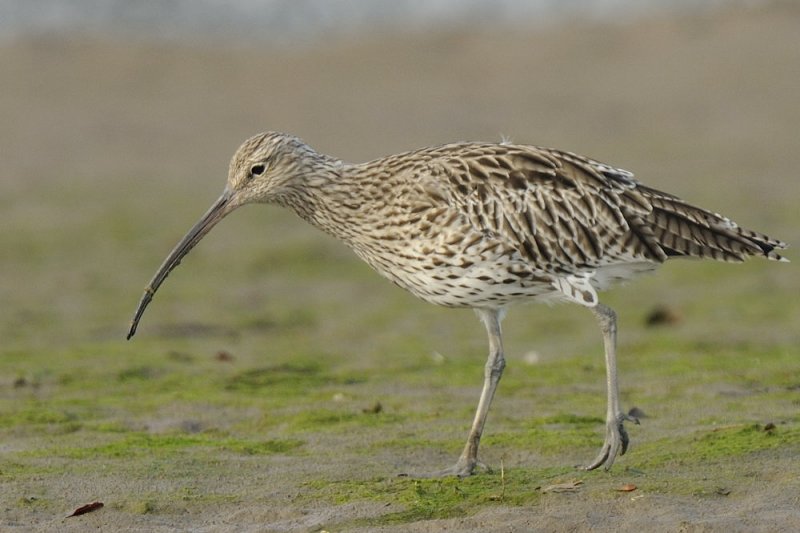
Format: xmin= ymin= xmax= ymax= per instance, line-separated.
xmin=128 ymin=132 xmax=787 ymax=476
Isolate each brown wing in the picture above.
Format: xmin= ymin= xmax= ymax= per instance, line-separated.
xmin=423 ymin=143 xmax=786 ymax=273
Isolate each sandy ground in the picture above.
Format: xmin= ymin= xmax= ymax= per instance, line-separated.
xmin=2 ymin=2 xmax=800 ymax=531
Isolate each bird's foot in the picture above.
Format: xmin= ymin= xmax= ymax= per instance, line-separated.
xmin=582 ymin=412 xmax=639 ymax=471
xmin=404 ymin=456 xmax=489 ymax=478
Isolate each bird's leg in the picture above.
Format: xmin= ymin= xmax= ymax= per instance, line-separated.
xmin=584 ymin=303 xmax=639 ymax=471
xmin=431 ymin=309 xmax=505 ymax=478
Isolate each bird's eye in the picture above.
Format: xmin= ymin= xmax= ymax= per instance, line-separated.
xmin=250 ymin=164 xmax=266 ymax=177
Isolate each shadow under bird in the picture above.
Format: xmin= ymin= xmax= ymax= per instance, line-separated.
xmin=127 ymin=132 xmax=788 ymax=476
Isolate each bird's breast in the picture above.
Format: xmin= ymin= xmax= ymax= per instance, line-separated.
xmin=343 ymin=220 xmax=559 ymax=308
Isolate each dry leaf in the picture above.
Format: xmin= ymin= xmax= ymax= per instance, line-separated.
xmin=616 ymin=483 xmax=637 ymax=492
xmin=541 ymin=480 xmax=583 ymax=493
xmin=66 ymin=501 xmax=103 ymax=517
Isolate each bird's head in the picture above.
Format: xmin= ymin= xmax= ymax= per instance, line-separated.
xmin=126 ymin=131 xmax=322 ymax=339
xmin=226 ymin=131 xmax=320 ymax=205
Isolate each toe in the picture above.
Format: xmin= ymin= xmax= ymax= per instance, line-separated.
xmin=414 ymin=458 xmax=479 ymax=478
xmin=583 ymin=444 xmax=611 ymax=471
xmin=585 ymin=414 xmax=635 ymax=470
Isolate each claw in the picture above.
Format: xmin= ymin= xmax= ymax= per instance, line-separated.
xmin=582 ymin=412 xmax=636 ymax=471
xmin=618 ymin=421 xmax=630 ymax=456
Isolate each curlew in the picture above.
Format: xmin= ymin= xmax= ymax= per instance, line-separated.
xmin=127 ymin=132 xmax=787 ymax=476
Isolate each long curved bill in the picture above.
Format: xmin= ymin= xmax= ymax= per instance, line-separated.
xmin=127 ymin=190 xmax=236 ymax=340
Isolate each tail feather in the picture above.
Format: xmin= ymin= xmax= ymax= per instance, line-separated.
xmin=639 ymin=188 xmax=788 ymax=263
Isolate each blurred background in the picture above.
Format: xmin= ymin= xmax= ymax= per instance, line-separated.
xmin=2 ymin=0 xmax=797 ymax=351
xmin=0 ymin=0 xmax=800 ymax=354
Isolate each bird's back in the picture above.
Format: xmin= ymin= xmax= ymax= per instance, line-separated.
xmin=310 ymin=141 xmax=787 ymax=308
